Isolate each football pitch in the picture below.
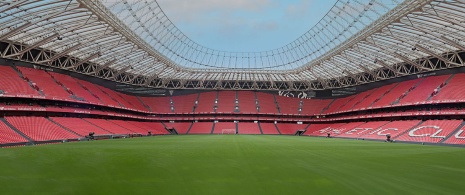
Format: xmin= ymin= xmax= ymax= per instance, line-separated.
xmin=1 ymin=135 xmax=464 ymax=194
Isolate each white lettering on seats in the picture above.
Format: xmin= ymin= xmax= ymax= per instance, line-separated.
xmin=408 ymin=126 xmax=445 ymax=138
xmin=375 ymin=128 xmax=398 ymax=136
xmin=454 ymin=130 xmax=465 ymax=139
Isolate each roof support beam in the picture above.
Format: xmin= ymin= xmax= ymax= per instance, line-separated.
xmin=392 ymin=52 xmax=431 ymax=71
xmin=5 ymin=33 xmax=60 ymax=58
xmin=65 ymin=52 xmax=100 ymax=69
xmin=414 ymin=44 xmax=461 ymax=66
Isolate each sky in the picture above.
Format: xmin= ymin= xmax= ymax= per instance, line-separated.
xmin=156 ymin=0 xmax=338 ymax=52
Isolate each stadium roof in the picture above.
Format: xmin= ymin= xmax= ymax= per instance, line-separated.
xmin=0 ymin=0 xmax=464 ymax=90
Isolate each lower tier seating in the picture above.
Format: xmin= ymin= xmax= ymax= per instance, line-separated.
xmin=276 ymin=123 xmax=308 ymax=135
xmin=443 ymin=125 xmax=465 ymax=145
xmin=336 ymin=121 xmax=391 ymax=138
xmin=189 ymin=122 xmax=214 ymax=134
xmin=360 ymin=120 xmax=422 ymax=140
xmin=51 ymin=117 xmax=111 ymax=136
xmin=213 ymin=122 xmax=236 ymax=134
xmin=0 ymin=120 xmax=28 ymax=144
xmin=165 ymin=122 xmax=192 ymax=134
xmin=237 ymin=122 xmax=261 ymax=134
xmin=259 ymin=123 xmax=280 ymax=134
xmin=395 ymin=120 xmax=462 ymax=143
xmin=6 ymin=117 xmax=79 ymax=141
xmin=84 ymin=118 xmax=134 ymax=134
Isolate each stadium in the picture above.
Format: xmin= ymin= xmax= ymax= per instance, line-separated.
xmin=1 ymin=0 xmax=465 ymax=194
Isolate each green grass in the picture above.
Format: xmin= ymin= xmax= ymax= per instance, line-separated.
xmin=0 ymin=135 xmax=464 ymax=194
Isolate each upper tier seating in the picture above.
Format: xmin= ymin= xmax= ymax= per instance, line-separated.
xmin=351 ymin=83 xmax=396 ymax=110
xmin=140 ymin=96 xmax=172 ymax=113
xmin=360 ymin=120 xmax=422 ymax=140
xmin=116 ymin=93 xmax=149 ymax=111
xmin=51 ymin=117 xmax=111 ymax=136
xmin=196 ymin=92 xmax=217 ymax=113
xmin=395 ymin=120 xmax=462 ymax=143
xmin=276 ymin=123 xmax=307 ymax=135
xmin=17 ymin=67 xmax=71 ymax=100
xmin=339 ymin=90 xmax=373 ymax=111
xmin=371 ymin=79 xmax=420 ymax=108
xmin=0 ymin=66 xmax=40 ymax=96
xmin=6 ymin=116 xmax=79 ymax=141
xmin=237 ymin=122 xmax=261 ymax=134
xmin=48 ymin=72 xmax=101 ymax=103
xmin=189 ymin=122 xmax=214 ymax=134
xmin=259 ymin=123 xmax=280 ymax=134
xmin=212 ymin=122 xmax=236 ymax=134
xmin=0 ymin=120 xmax=28 ymax=144
xmin=323 ymin=96 xmax=355 ymax=114
xmin=172 ymin=94 xmax=197 ymax=113
xmin=77 ymin=80 xmax=121 ymax=107
xmin=275 ymin=96 xmax=300 ymax=114
xmin=431 ymin=73 xmax=465 ymax=102
xmin=300 ymin=99 xmax=332 ymax=115
xmin=164 ymin=122 xmax=192 ymax=134
xmin=398 ymin=75 xmax=450 ymax=104
xmin=237 ymin=91 xmax=258 ymax=113
xmin=336 ymin=121 xmax=390 ymax=138
xmin=256 ymin=93 xmax=279 ymax=113
xmin=443 ymin=125 xmax=465 ymax=145
xmin=97 ymin=86 xmax=132 ymax=108
xmin=216 ymin=91 xmax=237 ymax=113
xmin=84 ymin=118 xmax=134 ymax=134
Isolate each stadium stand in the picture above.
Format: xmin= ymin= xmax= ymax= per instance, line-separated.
xmin=6 ymin=116 xmax=79 ymax=141
xmin=17 ymin=67 xmax=71 ymax=100
xmin=48 ymin=72 xmax=101 ymax=103
xmin=3 ymin=65 xmax=465 ymax=146
xmin=443 ymin=124 xmax=465 ymax=145
xmin=216 ymin=91 xmax=237 ymax=113
xmin=398 ymin=75 xmax=450 ymax=105
xmin=360 ymin=120 xmax=422 ymax=140
xmin=172 ymin=94 xmax=197 ymax=113
xmin=324 ymin=96 xmax=356 ymax=114
xmin=196 ymin=92 xmax=217 ymax=113
xmin=259 ymin=123 xmax=280 ymax=134
xmin=351 ymin=83 xmax=397 ymax=110
xmin=336 ymin=121 xmax=390 ymax=138
xmin=371 ymin=79 xmax=420 ymax=108
xmin=395 ymin=120 xmax=462 ymax=143
xmin=141 ymin=96 xmax=172 ymax=113
xmin=165 ymin=122 xmax=192 ymax=134
xmin=256 ymin=93 xmax=279 ymax=113
xmin=213 ymin=122 xmax=236 ymax=134
xmin=276 ymin=123 xmax=308 ymax=135
xmin=237 ymin=91 xmax=258 ymax=113
xmin=50 ymin=117 xmax=111 ymax=136
xmin=300 ymin=99 xmax=332 ymax=115
xmin=84 ymin=118 xmax=134 ymax=134
xmin=275 ymin=96 xmax=300 ymax=114
xmin=77 ymin=80 xmax=121 ymax=107
xmin=189 ymin=122 xmax=214 ymax=134
xmin=0 ymin=66 xmax=40 ymax=97
xmin=0 ymin=119 xmax=28 ymax=144
xmin=338 ymin=90 xmax=373 ymax=111
xmin=125 ymin=121 xmax=168 ymax=135
xmin=306 ymin=123 xmax=348 ymax=137
xmin=237 ymin=122 xmax=261 ymax=134
xmin=431 ymin=73 xmax=465 ymax=102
